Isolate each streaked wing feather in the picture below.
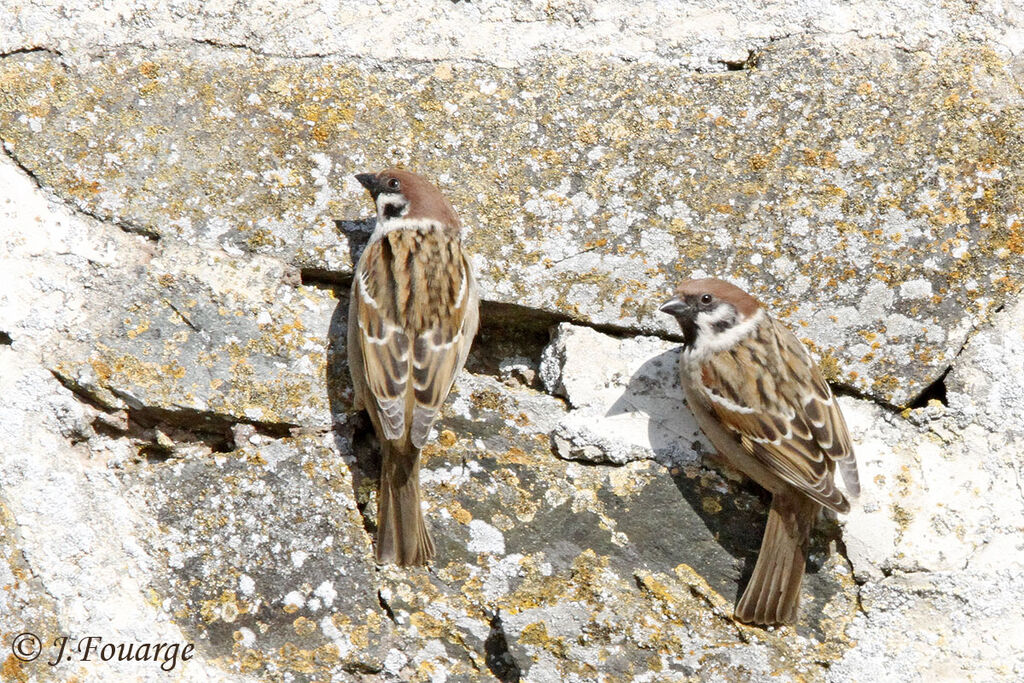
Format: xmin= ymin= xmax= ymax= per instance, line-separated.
xmin=409 ymin=260 xmax=478 ymax=448
xmin=698 ymin=318 xmax=857 ymax=511
xmin=774 ymin=320 xmax=860 ymax=495
xmin=354 ymin=263 xmax=411 ymax=440
xmin=354 ymin=229 xmax=477 ymax=450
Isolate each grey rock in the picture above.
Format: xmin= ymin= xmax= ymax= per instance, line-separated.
xmin=3 ymin=3 xmax=1024 ymax=681
xmin=946 ymin=292 xmax=1024 ymax=434
xmin=49 ymin=242 xmax=340 ymax=433
xmin=382 ymin=373 xmax=860 ymax=681
xmin=542 ymin=323 xmax=705 ymax=466
xmin=130 ymin=433 xmax=390 ymax=680
xmin=828 ymin=571 xmax=1024 ymax=682
xmin=3 ymin=41 xmax=1024 ymax=405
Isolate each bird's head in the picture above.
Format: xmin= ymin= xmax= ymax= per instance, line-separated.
xmin=660 ymin=278 xmax=762 ymax=351
xmin=355 ymin=168 xmax=459 ymax=229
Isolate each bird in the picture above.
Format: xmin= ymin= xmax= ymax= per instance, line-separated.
xmin=348 ymin=168 xmax=479 ymax=566
xmin=659 ymin=278 xmax=859 ymax=625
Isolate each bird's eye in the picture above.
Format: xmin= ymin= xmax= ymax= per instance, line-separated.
xmin=700 ymin=294 xmax=713 ymax=305
xmin=386 ymin=178 xmax=401 ymax=191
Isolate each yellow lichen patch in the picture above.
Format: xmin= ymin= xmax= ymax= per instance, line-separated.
xmin=438 ymin=429 xmax=457 ymax=448
xmin=815 ymin=350 xmax=843 ymax=383
xmin=0 ymin=656 xmax=28 ymax=683
xmin=673 ymin=563 xmax=732 ymax=613
xmin=277 ymin=642 xmax=316 ymax=674
xmin=237 ymin=648 xmax=264 ymax=672
xmin=200 ymin=590 xmax=244 ymax=624
xmin=448 ymin=501 xmax=473 ymax=525
xmin=292 ymin=616 xmax=317 ymax=637
xmin=519 ymin=621 xmax=569 ymax=657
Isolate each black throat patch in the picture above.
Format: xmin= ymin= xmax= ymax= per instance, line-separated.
xmin=679 ymin=319 xmax=698 ymax=348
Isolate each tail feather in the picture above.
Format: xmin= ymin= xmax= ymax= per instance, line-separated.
xmin=735 ymin=493 xmax=819 ymax=625
xmin=839 ymin=455 xmax=861 ymax=498
xmin=375 ymin=442 xmax=434 ymax=566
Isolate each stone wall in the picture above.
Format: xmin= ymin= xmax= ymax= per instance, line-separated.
xmin=1 ymin=1 xmax=1023 ymax=681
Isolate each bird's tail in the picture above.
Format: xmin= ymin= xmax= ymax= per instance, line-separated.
xmin=735 ymin=493 xmax=819 ymax=625
xmin=375 ymin=441 xmax=434 ymax=566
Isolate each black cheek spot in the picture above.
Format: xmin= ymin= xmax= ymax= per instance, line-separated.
xmin=712 ymin=318 xmax=733 ymax=333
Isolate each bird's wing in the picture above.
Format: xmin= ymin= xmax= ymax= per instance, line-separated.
xmin=353 ymin=228 xmax=478 ymax=448
xmin=352 ymin=241 xmax=411 ymax=441
xmin=695 ymin=318 xmax=857 ymax=512
xmin=408 ymin=249 xmax=478 ymax=448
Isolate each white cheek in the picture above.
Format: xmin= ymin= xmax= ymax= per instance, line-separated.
xmin=693 ymin=305 xmax=734 ymax=341
xmin=686 ymin=308 xmax=764 ymax=362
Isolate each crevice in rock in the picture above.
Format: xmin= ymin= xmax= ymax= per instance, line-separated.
xmin=376 ymin=589 xmax=398 ymax=625
xmin=465 ymin=301 xmax=567 ymax=391
xmin=164 ymin=299 xmax=200 ymax=332
xmin=907 ymin=367 xmax=949 ymax=409
xmin=190 ymin=37 xmax=256 ymax=52
xmin=830 ymin=382 xmax=902 ymax=413
xmin=1 ymin=143 xmax=160 ymax=241
xmin=52 ymin=368 xmax=299 ymax=456
xmin=0 ymin=46 xmax=64 ymax=58
xmin=721 ymin=49 xmax=759 ymax=71
xmin=188 ymin=37 xmax=335 ymax=60
xmin=0 ymin=331 xmax=12 ymax=345
xmin=549 ymin=433 xmax=618 ymax=467
xmin=904 ymin=313 xmax=982 ymax=409
xmin=300 ymin=268 xmax=351 ymax=289
xmin=343 ymin=660 xmax=385 ymax=675
xmin=50 ymin=369 xmax=122 ymax=412
xmin=484 ymin=611 xmax=522 ymax=683
xmin=108 ymin=389 xmax=297 ymax=445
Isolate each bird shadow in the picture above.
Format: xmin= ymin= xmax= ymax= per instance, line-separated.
xmin=325 ymin=218 xmax=379 ymax=532
xmin=334 ymin=218 xmax=375 ymax=266
xmin=606 ymin=348 xmax=765 ymax=603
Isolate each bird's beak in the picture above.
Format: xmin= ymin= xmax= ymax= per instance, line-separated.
xmin=659 ymin=297 xmax=690 ymax=317
xmin=355 ymin=173 xmax=379 ymax=195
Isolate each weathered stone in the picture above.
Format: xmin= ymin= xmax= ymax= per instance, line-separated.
xmin=129 ymin=433 xmax=390 ymax=679
xmin=946 ymin=292 xmax=1024 ymax=434
xmin=49 ymin=243 xmax=339 ymax=432
xmin=839 ymin=399 xmax=1024 ymax=580
xmin=0 ymin=356 xmax=232 ymax=681
xmin=541 ymin=322 xmax=705 ymax=465
xmin=379 ymin=374 xmax=859 ymax=681
xmin=828 ymin=571 xmax=1024 ymax=682
xmin=2 ymin=0 xmax=1021 ymax=70
xmin=3 ymin=42 xmax=1023 ymax=404
xmin=4 ymin=2 xmax=1024 ymax=681
xmin=0 ymin=499 xmax=62 ymax=683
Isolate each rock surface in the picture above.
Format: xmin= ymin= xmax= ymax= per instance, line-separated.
xmin=2 ymin=2 xmax=1024 ymax=682
xmin=3 ymin=38 xmax=1024 ymax=405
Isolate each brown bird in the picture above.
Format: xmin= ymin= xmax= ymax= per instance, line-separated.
xmin=660 ymin=278 xmax=859 ymax=625
xmin=348 ymin=168 xmax=479 ymax=566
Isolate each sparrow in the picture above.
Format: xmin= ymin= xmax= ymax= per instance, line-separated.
xmin=660 ymin=278 xmax=859 ymax=625
xmin=348 ymin=168 xmax=479 ymax=566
